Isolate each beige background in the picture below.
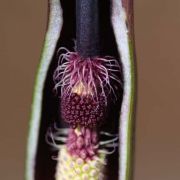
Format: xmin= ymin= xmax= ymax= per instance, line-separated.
xmin=0 ymin=0 xmax=180 ymax=180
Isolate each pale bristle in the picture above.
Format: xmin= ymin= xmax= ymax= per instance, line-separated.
xmin=55 ymin=146 xmax=107 ymax=180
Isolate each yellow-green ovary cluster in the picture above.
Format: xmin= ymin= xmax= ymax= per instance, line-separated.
xmin=56 ymin=146 xmax=106 ymax=180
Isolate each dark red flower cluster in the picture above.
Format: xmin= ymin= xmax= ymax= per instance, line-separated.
xmin=61 ymin=93 xmax=106 ymax=129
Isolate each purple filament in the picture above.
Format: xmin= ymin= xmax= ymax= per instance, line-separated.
xmin=54 ymin=49 xmax=121 ymax=104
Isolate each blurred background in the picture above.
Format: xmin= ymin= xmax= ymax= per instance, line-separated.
xmin=0 ymin=0 xmax=180 ymax=179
